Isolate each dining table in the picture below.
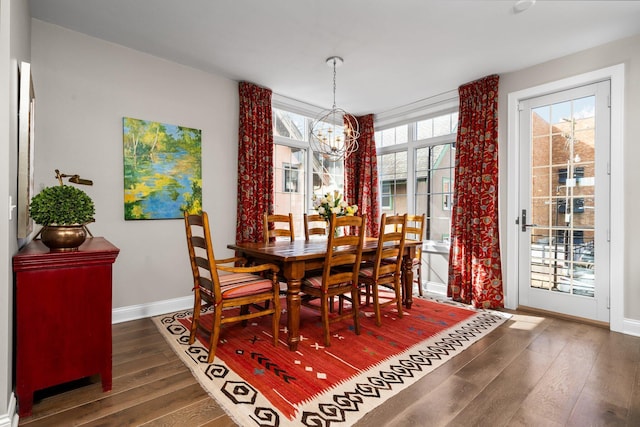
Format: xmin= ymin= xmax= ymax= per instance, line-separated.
xmin=228 ymin=237 xmax=421 ymax=351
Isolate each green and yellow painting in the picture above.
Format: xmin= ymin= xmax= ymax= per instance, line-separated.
xmin=123 ymin=117 xmax=201 ymax=220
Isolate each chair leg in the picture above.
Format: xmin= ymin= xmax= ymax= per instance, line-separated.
xmin=351 ymin=286 xmax=361 ymax=335
xmin=189 ymin=300 xmax=200 ymax=345
xmin=365 ymin=284 xmax=372 ymax=306
xmin=207 ymin=308 xmax=223 ymax=364
xmin=395 ymin=280 xmax=404 ymax=318
xmin=271 ymin=297 xmax=281 ymax=347
xmin=240 ymin=304 xmax=249 ymax=327
xmin=321 ymin=296 xmax=331 ymax=347
xmin=372 ymin=284 xmax=382 ymax=327
xmin=417 ymin=261 xmax=423 ymax=296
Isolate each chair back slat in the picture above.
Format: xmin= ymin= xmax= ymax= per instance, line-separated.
xmin=263 ymin=212 xmax=295 ymax=243
xmin=304 ymin=213 xmax=328 ymax=240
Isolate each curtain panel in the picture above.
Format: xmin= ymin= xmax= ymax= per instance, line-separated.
xmin=345 ymin=114 xmax=380 ymax=237
xmin=447 ymin=74 xmax=504 ymax=309
xmin=236 ymin=82 xmax=274 ymax=243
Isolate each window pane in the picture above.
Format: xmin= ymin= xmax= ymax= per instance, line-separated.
xmin=418 ymin=113 xmax=459 ymax=139
xmin=274 ymin=144 xmax=306 ymax=237
xmin=311 ymin=153 xmax=345 ymax=204
xmin=451 ymin=112 xmax=459 ymax=134
xmin=433 ymin=115 xmax=451 ymax=137
xmin=414 ymin=143 xmax=454 ymax=241
xmin=378 ymin=124 xmax=408 ymax=147
xmin=378 ymin=151 xmax=407 ymax=215
xmin=416 ymin=118 xmax=433 ymax=140
xmin=273 ymin=108 xmax=307 ymax=141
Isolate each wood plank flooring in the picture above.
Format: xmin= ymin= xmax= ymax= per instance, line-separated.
xmin=18 ymin=304 xmax=640 ymax=426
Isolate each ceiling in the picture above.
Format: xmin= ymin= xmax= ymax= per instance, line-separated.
xmin=28 ymin=0 xmax=640 ymax=116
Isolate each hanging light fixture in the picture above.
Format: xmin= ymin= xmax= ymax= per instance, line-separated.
xmin=310 ymin=56 xmax=360 ymax=161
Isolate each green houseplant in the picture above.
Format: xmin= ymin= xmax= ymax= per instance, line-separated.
xmin=29 ymin=185 xmax=95 ymax=251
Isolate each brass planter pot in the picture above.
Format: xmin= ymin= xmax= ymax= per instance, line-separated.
xmin=40 ymin=225 xmax=87 ymax=252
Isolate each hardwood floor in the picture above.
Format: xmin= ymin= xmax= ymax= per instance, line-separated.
xmin=18 ymin=304 xmax=640 ymax=426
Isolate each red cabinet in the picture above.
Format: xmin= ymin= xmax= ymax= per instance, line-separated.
xmin=13 ymin=237 xmax=119 ymax=417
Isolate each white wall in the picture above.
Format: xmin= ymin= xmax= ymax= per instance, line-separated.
xmin=499 ymin=34 xmax=640 ymax=321
xmin=1 ymin=0 xmax=30 ymax=424
xmin=30 ymin=20 xmax=239 ymax=310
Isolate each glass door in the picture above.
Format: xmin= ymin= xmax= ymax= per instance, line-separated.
xmin=518 ymin=81 xmax=610 ymax=322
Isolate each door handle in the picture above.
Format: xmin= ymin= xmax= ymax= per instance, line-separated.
xmin=521 ymin=209 xmax=538 ymax=232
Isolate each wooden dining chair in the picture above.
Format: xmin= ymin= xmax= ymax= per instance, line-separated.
xmin=184 ymin=211 xmax=281 ymax=363
xmin=404 ymin=214 xmax=425 ymax=296
xmin=359 ymin=213 xmax=407 ymax=326
xmin=263 ymin=212 xmax=295 ymax=243
xmin=300 ymin=213 xmax=367 ymax=347
xmin=303 ymin=213 xmax=328 ymax=241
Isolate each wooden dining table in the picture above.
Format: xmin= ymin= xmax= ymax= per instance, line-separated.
xmin=228 ymin=238 xmax=421 ymax=351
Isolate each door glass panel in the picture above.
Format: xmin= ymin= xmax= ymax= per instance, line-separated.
xmin=529 ymin=96 xmax=596 ymax=297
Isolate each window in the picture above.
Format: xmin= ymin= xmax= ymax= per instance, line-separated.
xmin=415 ymin=143 xmax=455 ymax=242
xmin=272 ymin=106 xmax=345 ymax=238
xmin=375 ymin=109 xmax=458 ymax=293
xmin=273 ymin=108 xmax=307 ymax=141
xmin=273 ymin=145 xmax=305 ymax=227
xmin=282 ymin=163 xmax=299 ymax=193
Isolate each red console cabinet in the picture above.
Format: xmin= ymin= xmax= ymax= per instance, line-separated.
xmin=13 ymin=237 xmax=119 ymax=417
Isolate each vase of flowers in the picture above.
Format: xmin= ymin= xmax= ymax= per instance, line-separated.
xmin=312 ymin=191 xmax=358 ymax=236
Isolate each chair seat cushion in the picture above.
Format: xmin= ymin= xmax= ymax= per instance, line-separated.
xmin=382 ymin=256 xmax=419 ymax=265
xmin=359 ymin=266 xmax=374 ymax=277
xmin=302 ymin=275 xmax=324 ymax=289
xmin=215 ymin=272 xmax=274 ymax=298
xmin=358 ymin=266 xmax=395 ymax=280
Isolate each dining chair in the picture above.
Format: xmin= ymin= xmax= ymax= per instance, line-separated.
xmin=303 ymin=213 xmax=328 ymax=241
xmin=300 ymin=213 xmax=367 ymax=347
xmin=404 ymin=214 xmax=425 ymax=296
xmin=359 ymin=213 xmax=407 ymax=326
xmin=184 ymin=211 xmax=281 ymax=363
xmin=263 ymin=212 xmax=295 ymax=243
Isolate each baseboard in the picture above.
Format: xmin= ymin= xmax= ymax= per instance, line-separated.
xmin=424 ymin=281 xmax=447 ymax=296
xmin=0 ymin=393 xmax=18 ymax=427
xmin=623 ymin=317 xmax=640 ymax=337
xmin=112 ymin=295 xmax=192 ymax=324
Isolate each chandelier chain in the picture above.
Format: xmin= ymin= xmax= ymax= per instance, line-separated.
xmin=332 ymin=58 xmax=337 ymax=109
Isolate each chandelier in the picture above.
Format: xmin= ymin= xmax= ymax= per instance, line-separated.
xmin=310 ymin=56 xmax=360 ymax=161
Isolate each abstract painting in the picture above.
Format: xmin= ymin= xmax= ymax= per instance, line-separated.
xmin=123 ymin=117 xmax=201 ymax=220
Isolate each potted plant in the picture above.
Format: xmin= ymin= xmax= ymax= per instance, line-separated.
xmin=29 ymin=184 xmax=95 ymax=251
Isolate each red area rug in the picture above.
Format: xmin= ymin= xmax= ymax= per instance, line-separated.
xmin=153 ymin=296 xmax=507 ymax=426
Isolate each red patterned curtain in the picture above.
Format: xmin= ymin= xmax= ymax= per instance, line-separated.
xmin=236 ymin=82 xmax=274 ymax=243
xmin=345 ymin=114 xmax=380 ymax=237
xmin=447 ymin=74 xmax=504 ymax=308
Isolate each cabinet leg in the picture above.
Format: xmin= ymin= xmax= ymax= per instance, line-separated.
xmin=17 ymin=392 xmax=33 ymax=418
xmin=101 ymin=370 xmax=112 ymax=392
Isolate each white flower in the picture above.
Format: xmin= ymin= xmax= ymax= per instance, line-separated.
xmin=312 ymin=191 xmax=359 ymax=222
